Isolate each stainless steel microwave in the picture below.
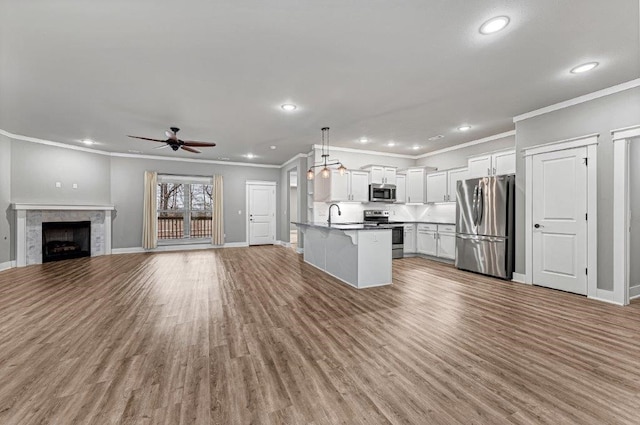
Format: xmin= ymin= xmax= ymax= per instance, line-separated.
xmin=369 ymin=184 xmax=397 ymax=203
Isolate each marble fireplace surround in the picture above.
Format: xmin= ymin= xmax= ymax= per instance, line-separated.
xmin=13 ymin=204 xmax=115 ymax=267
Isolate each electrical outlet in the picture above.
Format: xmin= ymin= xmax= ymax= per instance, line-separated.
xmin=238 ymin=210 xmax=242 ymax=215
xmin=72 ymin=183 xmax=78 ymax=189
xmin=55 ymin=182 xmax=61 ymax=188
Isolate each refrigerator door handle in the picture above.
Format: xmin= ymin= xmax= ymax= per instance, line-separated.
xmin=472 ymin=185 xmax=479 ymax=226
xmin=477 ymin=183 xmax=484 ymax=225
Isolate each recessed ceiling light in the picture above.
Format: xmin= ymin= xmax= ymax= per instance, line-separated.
xmin=479 ymin=16 xmax=510 ymax=35
xmin=412 ymin=145 xmax=421 ymax=150
xmin=281 ymin=104 xmax=297 ymax=111
xmin=246 ymin=153 xmax=256 ymax=159
xmin=270 ymin=145 xmax=277 ymax=150
xmin=428 ymin=135 xmax=445 ymax=141
xmin=570 ymin=62 xmax=599 ymax=74
xmin=81 ymin=139 xmax=94 ymax=145
xmin=458 ymin=125 xmax=472 ymax=132
xmin=387 ymin=141 xmax=396 ymax=147
xmin=359 ymin=137 xmax=369 ymax=144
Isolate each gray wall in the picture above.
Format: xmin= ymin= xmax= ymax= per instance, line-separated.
xmin=111 ymin=156 xmax=281 ymax=249
xmin=515 ymin=87 xmax=640 ymax=290
xmin=11 ymin=140 xmax=111 ymax=204
xmin=0 ymin=134 xmax=12 ymax=263
xmin=290 ymin=186 xmax=298 ymax=232
xmin=415 ymin=135 xmax=515 ymax=170
xmin=279 ymin=157 xmax=307 ymax=244
xmin=629 ymin=140 xmax=640 ymax=287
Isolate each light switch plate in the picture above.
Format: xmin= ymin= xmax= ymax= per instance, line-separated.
xmin=55 ymin=182 xmax=61 ymax=188
xmin=72 ymin=183 xmax=78 ymax=189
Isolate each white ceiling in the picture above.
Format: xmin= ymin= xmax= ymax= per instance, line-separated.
xmin=1 ymin=0 xmax=638 ymax=165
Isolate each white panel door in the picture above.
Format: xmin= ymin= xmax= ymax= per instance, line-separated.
xmin=467 ymin=155 xmax=492 ymax=178
xmin=395 ymin=174 xmax=406 ymax=203
xmin=532 ymin=147 xmax=588 ymax=294
xmin=447 ymin=168 xmax=467 ymax=203
xmin=426 ymin=172 xmax=447 ymax=203
xmin=406 ymin=169 xmax=425 ymax=204
xmin=330 ymin=170 xmax=349 ymax=202
xmin=249 ymin=184 xmax=276 ymax=245
xmin=349 ymin=171 xmax=370 ymax=202
xmin=493 ymin=150 xmax=516 ymax=175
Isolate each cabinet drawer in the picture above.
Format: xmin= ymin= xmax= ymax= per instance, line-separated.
xmin=404 ymin=224 xmax=414 ymax=230
xmin=417 ymin=223 xmax=438 ymax=232
xmin=438 ymin=224 xmax=456 ymax=233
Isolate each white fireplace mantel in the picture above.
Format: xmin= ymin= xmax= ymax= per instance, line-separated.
xmin=13 ymin=204 xmax=115 ymax=267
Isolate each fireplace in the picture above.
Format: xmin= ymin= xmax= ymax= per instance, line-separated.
xmin=42 ymin=221 xmax=91 ymax=263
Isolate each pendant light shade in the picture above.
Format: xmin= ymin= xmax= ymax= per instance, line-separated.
xmin=321 ymin=167 xmax=330 ymax=179
xmin=307 ymin=169 xmax=315 ymax=180
xmin=307 ymin=127 xmax=347 ymax=181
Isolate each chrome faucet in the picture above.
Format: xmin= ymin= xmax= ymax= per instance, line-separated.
xmin=327 ymin=204 xmax=341 ymax=226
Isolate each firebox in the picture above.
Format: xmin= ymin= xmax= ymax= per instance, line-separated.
xmin=42 ymin=221 xmax=91 ymax=263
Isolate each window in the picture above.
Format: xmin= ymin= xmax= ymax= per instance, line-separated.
xmin=157 ymin=176 xmax=213 ymax=242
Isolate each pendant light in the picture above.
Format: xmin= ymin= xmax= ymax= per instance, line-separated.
xmin=307 ymin=127 xmax=347 ymax=180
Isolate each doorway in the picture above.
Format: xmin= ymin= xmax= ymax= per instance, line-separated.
xmin=288 ymin=170 xmax=299 ymax=250
xmin=246 ymin=181 xmax=276 ymax=246
xmin=524 ymin=134 xmax=598 ymax=298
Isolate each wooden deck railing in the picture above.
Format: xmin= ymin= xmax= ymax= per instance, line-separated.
xmin=158 ymin=216 xmax=212 ymax=239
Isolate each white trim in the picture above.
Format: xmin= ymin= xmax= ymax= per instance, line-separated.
xmin=0 ymin=261 xmax=16 ymax=272
xmin=513 ymin=78 xmax=640 ymax=123
xmin=12 ymin=203 xmax=115 ymax=211
xmin=313 ymin=144 xmax=415 ymax=159
xmin=275 ymin=240 xmax=292 ymax=248
xmin=511 ymin=273 xmax=528 ymax=284
xmin=629 ymin=285 xmax=640 ymax=299
xmin=245 ymin=180 xmax=277 ymax=186
xmin=588 ymin=289 xmax=623 ymax=306
xmin=612 ymin=125 xmax=640 ymax=141
xmin=524 ymin=137 xmax=598 ymax=299
xmin=415 ymin=130 xmax=516 ymax=159
xmin=522 ymin=134 xmax=599 ymax=157
xmin=112 ymin=241 xmax=249 ymax=254
xmin=0 ymin=128 xmax=281 ymax=169
xmin=280 ymin=153 xmax=306 ymax=168
xmin=296 ymin=248 xmax=304 ymax=254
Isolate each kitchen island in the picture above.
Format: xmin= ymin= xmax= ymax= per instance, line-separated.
xmin=293 ymin=222 xmax=392 ymax=288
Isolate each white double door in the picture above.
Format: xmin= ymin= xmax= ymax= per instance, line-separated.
xmin=248 ymin=183 xmax=276 ymax=245
xmin=532 ymin=147 xmax=588 ymax=295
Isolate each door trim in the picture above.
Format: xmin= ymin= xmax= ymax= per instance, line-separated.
xmin=245 ymin=181 xmax=277 ymax=246
xmin=612 ymin=125 xmax=640 ymax=305
xmin=524 ymin=134 xmax=598 ymax=300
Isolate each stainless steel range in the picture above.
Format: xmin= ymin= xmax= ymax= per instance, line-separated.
xmin=363 ymin=210 xmax=404 ymax=259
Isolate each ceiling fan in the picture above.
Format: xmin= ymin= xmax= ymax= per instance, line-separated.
xmin=127 ymin=127 xmax=216 ymax=153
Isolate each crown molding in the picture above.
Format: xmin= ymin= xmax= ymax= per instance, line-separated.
xmin=280 ymin=153 xmax=307 ymax=168
xmin=513 ymin=78 xmax=640 ymax=123
xmin=414 ymin=130 xmax=516 ymax=159
xmin=312 ymin=144 xmax=417 ymax=159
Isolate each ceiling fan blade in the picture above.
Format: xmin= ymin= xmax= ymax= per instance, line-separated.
xmin=153 ymin=144 xmax=170 ymax=150
xmin=128 ymin=135 xmax=166 ymax=142
xmin=181 ymin=146 xmax=201 ymax=154
xmin=181 ymin=141 xmax=217 ymax=147
xmin=165 ymin=130 xmax=178 ymax=141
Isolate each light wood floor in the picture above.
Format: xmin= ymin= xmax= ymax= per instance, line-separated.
xmin=1 ymin=247 xmax=639 ymax=425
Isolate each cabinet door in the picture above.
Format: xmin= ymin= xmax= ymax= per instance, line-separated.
xmin=369 ymin=166 xmax=385 ymax=184
xmin=349 ymin=171 xmax=370 ymax=202
xmin=395 ymin=174 xmax=406 ymax=203
xmin=416 ymin=231 xmax=438 ymax=256
xmin=330 ymin=170 xmax=349 ymax=202
xmin=384 ymin=167 xmax=397 ymax=185
xmin=404 ymin=225 xmax=416 ymax=253
xmin=406 ymin=169 xmax=425 ymax=204
xmin=492 ymin=150 xmax=516 ymax=175
xmin=437 ymin=233 xmax=456 ymax=260
xmin=426 ymin=172 xmax=447 ymax=203
xmin=467 ymin=155 xmax=492 ymax=179
xmin=447 ymin=168 xmax=468 ymax=203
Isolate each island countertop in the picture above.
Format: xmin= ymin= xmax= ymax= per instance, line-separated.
xmin=292 ymin=222 xmax=396 ymax=231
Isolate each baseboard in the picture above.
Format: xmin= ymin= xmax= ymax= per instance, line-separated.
xmin=512 ymin=273 xmax=529 ymax=284
xmin=112 ymin=241 xmax=249 ymax=255
xmin=296 ymin=248 xmax=304 ymax=254
xmin=275 ymin=240 xmax=292 ymax=248
xmin=629 ymin=284 xmax=640 ymax=299
xmin=588 ymin=289 xmax=623 ymax=306
xmin=0 ymin=260 xmax=16 ymax=272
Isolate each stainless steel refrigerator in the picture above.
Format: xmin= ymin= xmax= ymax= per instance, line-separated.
xmin=455 ymin=174 xmax=515 ymax=280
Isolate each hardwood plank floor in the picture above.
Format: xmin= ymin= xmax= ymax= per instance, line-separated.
xmin=0 ymin=246 xmax=639 ymax=424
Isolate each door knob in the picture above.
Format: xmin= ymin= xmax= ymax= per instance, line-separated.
xmin=534 ymin=224 xmax=542 ymax=228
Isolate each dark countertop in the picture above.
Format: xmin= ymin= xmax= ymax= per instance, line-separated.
xmin=291 ymin=222 xmax=393 ymax=231
xmin=390 ymin=221 xmax=456 ymax=225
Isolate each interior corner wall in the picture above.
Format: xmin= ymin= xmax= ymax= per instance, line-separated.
xmin=415 ymin=135 xmax=515 ymax=170
xmin=0 ymin=134 xmax=12 ymax=263
xmin=110 ymin=156 xmax=281 ymax=249
xmin=279 ymin=157 xmax=307 ymax=243
xmin=515 ymin=86 xmax=640 ymax=291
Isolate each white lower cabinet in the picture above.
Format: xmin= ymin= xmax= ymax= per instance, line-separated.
xmin=437 ymin=233 xmax=456 ymax=260
xmin=416 ymin=224 xmax=438 ymax=256
xmin=413 ymin=223 xmax=457 ymax=260
xmin=403 ymin=224 xmax=416 ymax=253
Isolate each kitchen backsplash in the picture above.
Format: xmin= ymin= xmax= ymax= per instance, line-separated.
xmin=313 ymin=202 xmax=455 ymax=223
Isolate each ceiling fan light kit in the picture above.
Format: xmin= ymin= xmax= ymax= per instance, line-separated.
xmin=306 ymin=127 xmax=347 ymax=180
xmin=127 ymin=127 xmax=217 ymax=154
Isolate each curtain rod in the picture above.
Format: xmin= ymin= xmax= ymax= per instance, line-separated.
xmin=158 ymin=173 xmax=214 ymax=178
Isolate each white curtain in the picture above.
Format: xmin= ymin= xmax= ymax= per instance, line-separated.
xmin=142 ymin=171 xmax=158 ymax=249
xmin=212 ymin=174 xmax=224 ymax=245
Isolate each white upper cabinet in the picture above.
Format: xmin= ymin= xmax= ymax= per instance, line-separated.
xmin=395 ymin=174 xmax=406 ymax=204
xmin=406 ymin=168 xmax=426 ymax=204
xmin=364 ymin=166 xmax=397 ymax=185
xmin=447 ymin=167 xmax=468 ymax=203
xmin=314 ymin=170 xmax=369 ymax=202
xmin=426 ymin=171 xmax=447 ymax=203
xmin=467 ymin=150 xmax=515 ymax=178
